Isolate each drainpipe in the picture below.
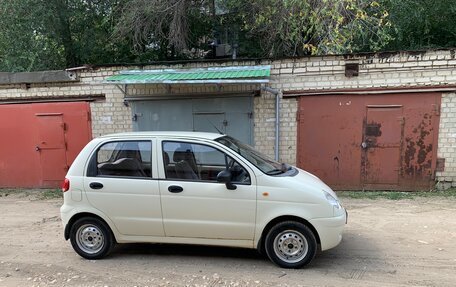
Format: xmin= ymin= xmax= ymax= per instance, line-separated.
xmin=261 ymin=86 xmax=281 ymax=161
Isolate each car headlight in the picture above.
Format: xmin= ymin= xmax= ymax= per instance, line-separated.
xmin=324 ymin=190 xmax=341 ymax=209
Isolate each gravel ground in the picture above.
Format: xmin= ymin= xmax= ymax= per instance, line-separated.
xmin=0 ymin=191 xmax=455 ymax=287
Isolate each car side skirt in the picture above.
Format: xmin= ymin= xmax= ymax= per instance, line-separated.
xmin=115 ymin=235 xmax=254 ymax=249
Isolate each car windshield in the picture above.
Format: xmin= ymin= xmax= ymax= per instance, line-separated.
xmin=215 ymin=136 xmax=286 ymax=175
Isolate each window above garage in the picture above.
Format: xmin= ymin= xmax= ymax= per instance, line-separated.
xmin=104 ymin=65 xmax=270 ymax=84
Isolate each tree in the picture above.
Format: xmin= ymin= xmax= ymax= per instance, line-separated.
xmin=114 ymin=0 xmax=392 ymax=59
xmin=0 ymin=1 xmax=63 ymax=71
xmin=385 ymin=0 xmax=456 ymax=51
xmin=0 ymin=0 xmax=135 ymax=72
xmin=114 ymin=0 xmax=213 ymax=60
xmin=227 ymin=0 xmax=391 ymax=57
xmin=5 ymin=0 xmax=435 ymax=72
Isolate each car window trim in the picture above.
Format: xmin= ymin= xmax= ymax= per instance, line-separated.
xmin=158 ymin=177 xmax=252 ymax=186
xmin=88 ymin=174 xmax=159 ymax=180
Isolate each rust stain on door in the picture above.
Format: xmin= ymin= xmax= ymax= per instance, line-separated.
xmin=362 ymin=106 xmax=403 ymax=189
xmin=403 ymin=112 xmax=435 ymax=186
xmin=297 ymin=93 xmax=441 ymax=191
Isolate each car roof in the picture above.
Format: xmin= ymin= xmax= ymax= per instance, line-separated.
xmin=99 ymin=131 xmax=225 ymax=141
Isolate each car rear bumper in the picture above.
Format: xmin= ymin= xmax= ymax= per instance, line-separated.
xmin=60 ymin=203 xmax=72 ymax=225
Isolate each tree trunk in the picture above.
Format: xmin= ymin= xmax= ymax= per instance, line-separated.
xmin=47 ymin=0 xmax=78 ymax=67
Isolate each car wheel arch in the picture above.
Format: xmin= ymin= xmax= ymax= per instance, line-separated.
xmin=257 ymin=215 xmax=321 ymax=255
xmin=64 ymin=212 xmax=116 ymax=243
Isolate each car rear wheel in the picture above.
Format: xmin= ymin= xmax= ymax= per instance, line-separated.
xmin=264 ymin=221 xmax=317 ymax=268
xmin=69 ymin=217 xmax=114 ymax=259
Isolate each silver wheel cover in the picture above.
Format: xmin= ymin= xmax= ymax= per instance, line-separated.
xmin=75 ymin=224 xmax=105 ymax=254
xmin=273 ymin=229 xmax=309 ymax=264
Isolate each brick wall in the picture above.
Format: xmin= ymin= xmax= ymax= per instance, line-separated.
xmin=264 ymin=50 xmax=456 ymax=186
xmin=2 ymin=49 xmax=456 ymax=186
xmin=436 ymin=93 xmax=456 ymax=188
xmin=78 ymin=68 xmax=132 ymax=137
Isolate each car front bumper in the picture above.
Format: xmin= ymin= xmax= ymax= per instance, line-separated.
xmin=309 ymin=208 xmax=347 ymax=251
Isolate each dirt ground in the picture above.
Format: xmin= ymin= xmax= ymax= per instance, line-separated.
xmin=0 ymin=192 xmax=455 ymax=287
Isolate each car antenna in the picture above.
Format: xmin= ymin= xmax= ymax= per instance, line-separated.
xmin=207 ymin=119 xmax=224 ymax=134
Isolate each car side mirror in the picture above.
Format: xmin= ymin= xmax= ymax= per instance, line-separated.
xmin=217 ymin=169 xmax=237 ymax=190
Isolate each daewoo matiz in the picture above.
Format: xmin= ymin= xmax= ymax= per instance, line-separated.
xmin=60 ymin=132 xmax=347 ymax=268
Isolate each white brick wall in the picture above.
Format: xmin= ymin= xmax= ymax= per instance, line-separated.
xmin=2 ymin=49 xmax=456 ymax=185
xmin=436 ymin=93 xmax=456 ymax=188
xmin=253 ymin=92 xmax=276 ymax=157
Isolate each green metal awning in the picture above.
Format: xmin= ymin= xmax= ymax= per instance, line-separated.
xmin=105 ymin=65 xmax=270 ymax=84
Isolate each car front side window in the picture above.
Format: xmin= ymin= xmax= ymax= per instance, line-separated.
xmin=162 ymin=141 xmax=250 ymax=184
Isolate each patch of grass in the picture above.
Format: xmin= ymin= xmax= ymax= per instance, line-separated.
xmin=0 ymin=188 xmax=32 ymax=197
xmin=0 ymin=188 xmax=62 ymax=200
xmin=37 ymin=189 xmax=63 ymax=200
xmin=337 ymin=189 xmax=456 ymax=200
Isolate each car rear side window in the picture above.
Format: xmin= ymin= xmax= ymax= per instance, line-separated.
xmin=89 ymin=141 xmax=152 ymax=178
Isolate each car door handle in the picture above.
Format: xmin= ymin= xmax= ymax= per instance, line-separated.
xmin=168 ymin=185 xmax=183 ymax=193
xmin=89 ymin=182 xmax=104 ymax=190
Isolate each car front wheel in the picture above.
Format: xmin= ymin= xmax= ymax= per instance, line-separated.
xmin=69 ymin=217 xmax=114 ymax=259
xmin=264 ymin=221 xmax=317 ymax=268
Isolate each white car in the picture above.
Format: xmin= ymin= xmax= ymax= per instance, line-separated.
xmin=60 ymin=132 xmax=347 ymax=268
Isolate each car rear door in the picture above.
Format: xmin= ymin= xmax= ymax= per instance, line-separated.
xmin=83 ymin=138 xmax=164 ymax=237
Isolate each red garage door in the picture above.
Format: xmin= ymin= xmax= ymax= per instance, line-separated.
xmin=297 ymin=93 xmax=441 ymax=191
xmin=0 ymin=102 xmax=92 ymax=188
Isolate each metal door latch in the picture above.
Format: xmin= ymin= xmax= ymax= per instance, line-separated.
xmin=132 ymin=113 xmax=143 ymax=122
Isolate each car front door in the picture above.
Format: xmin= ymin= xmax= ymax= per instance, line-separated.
xmin=158 ymin=140 xmax=256 ymax=240
xmin=83 ymin=139 xmax=164 ymax=237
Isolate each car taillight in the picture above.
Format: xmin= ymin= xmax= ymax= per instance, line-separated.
xmin=62 ymin=178 xmax=70 ymax=192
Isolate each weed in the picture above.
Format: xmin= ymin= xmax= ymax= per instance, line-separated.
xmin=0 ymin=188 xmax=32 ymax=197
xmin=37 ymin=189 xmax=63 ymax=200
xmin=337 ymin=189 xmax=456 ymax=200
xmin=0 ymin=188 xmax=62 ymax=200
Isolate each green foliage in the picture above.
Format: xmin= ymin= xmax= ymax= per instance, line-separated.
xmin=0 ymin=1 xmax=62 ymax=71
xmin=113 ymin=0 xmax=392 ymax=59
xmin=113 ymin=0 xmax=213 ymax=60
xmin=385 ymin=0 xmax=456 ymax=51
xmin=228 ymin=0 xmax=392 ymax=57
xmin=1 ymin=0 xmax=455 ymax=71
xmin=0 ymin=0 xmax=135 ymax=72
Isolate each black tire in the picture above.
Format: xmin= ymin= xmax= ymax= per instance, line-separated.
xmin=264 ymin=221 xmax=317 ymax=268
xmin=69 ymin=217 xmax=115 ymax=259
